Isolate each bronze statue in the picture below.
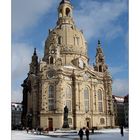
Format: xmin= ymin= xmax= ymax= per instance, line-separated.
xmin=62 ymin=106 xmax=69 ymax=128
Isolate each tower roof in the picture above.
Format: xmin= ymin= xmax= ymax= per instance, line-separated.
xmin=32 ymin=48 xmax=38 ymax=63
xmin=98 ymin=40 xmax=101 ymax=48
xmin=33 ymin=48 xmax=37 ymax=55
xmin=60 ymin=0 xmax=70 ymax=5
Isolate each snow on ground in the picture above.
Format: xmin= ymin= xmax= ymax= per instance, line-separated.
xmin=11 ymin=131 xmax=62 ymax=140
xmin=94 ymin=128 xmax=128 ymax=133
xmin=12 ymin=129 xmax=128 ymax=140
xmin=46 ymin=128 xmax=128 ymax=136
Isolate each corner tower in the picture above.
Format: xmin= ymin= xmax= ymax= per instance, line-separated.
xmin=30 ymin=48 xmax=39 ymax=75
xmin=94 ymin=40 xmax=108 ymax=72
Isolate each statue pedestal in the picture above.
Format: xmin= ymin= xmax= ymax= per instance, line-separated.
xmin=62 ymin=120 xmax=69 ymax=128
xmin=61 ymin=127 xmax=71 ymax=131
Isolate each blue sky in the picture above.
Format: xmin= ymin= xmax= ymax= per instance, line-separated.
xmin=12 ymin=0 xmax=128 ymax=102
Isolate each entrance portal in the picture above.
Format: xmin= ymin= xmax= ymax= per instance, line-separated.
xmin=86 ymin=118 xmax=90 ymax=128
xmin=48 ymin=118 xmax=53 ymax=131
xmin=87 ymin=121 xmax=89 ymax=128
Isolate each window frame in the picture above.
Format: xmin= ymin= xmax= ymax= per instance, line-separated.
xmin=98 ymin=89 xmax=103 ymax=112
xmin=84 ymin=87 xmax=89 ymax=112
xmin=65 ymin=86 xmax=72 ymax=111
xmin=48 ymin=85 xmax=55 ymax=111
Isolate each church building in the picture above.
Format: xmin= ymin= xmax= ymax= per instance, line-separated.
xmin=21 ymin=0 xmax=114 ymax=130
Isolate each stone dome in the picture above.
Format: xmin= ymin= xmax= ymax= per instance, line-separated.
xmin=44 ymin=24 xmax=87 ymax=57
xmin=43 ymin=0 xmax=88 ymax=65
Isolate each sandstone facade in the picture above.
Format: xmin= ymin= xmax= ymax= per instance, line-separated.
xmin=21 ymin=0 xmax=114 ymax=130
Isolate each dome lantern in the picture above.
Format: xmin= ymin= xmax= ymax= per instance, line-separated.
xmin=57 ymin=0 xmax=74 ymax=26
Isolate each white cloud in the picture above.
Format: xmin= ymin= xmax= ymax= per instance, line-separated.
xmin=12 ymin=0 xmax=57 ymax=34
xmin=11 ymin=43 xmax=43 ymax=102
xmin=74 ymin=0 xmax=127 ymax=41
xmin=12 ymin=43 xmax=34 ymax=102
xmin=12 ymin=43 xmax=34 ymax=81
xmin=11 ymin=89 xmax=22 ymax=103
xmin=12 ymin=0 xmax=54 ymax=102
xmin=112 ymin=79 xmax=128 ymax=96
xmin=109 ymin=65 xmax=126 ymax=75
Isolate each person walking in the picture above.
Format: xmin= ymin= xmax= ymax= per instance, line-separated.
xmin=85 ymin=127 xmax=90 ymax=140
xmin=78 ymin=128 xmax=84 ymax=140
xmin=26 ymin=127 xmax=29 ymax=133
xmin=120 ymin=125 xmax=124 ymax=136
xmin=91 ymin=127 xmax=94 ymax=134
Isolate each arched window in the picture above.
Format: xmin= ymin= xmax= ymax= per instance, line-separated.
xmin=59 ymin=9 xmax=62 ymax=17
xmin=99 ymin=65 xmax=102 ymax=72
xmin=98 ymin=89 xmax=103 ymax=112
xmin=48 ymin=85 xmax=55 ymax=111
xmin=48 ymin=85 xmax=54 ymax=98
xmin=66 ymin=8 xmax=71 ymax=16
xmin=66 ymin=86 xmax=72 ymax=98
xmin=74 ymin=37 xmax=79 ymax=45
xmin=76 ymin=37 xmax=79 ymax=45
xmin=50 ymin=56 xmax=53 ymax=64
xmin=58 ymin=36 xmax=62 ymax=44
xmin=66 ymin=86 xmax=72 ymax=111
xmin=84 ymin=87 xmax=89 ymax=112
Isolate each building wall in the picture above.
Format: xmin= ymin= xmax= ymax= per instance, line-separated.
xmin=38 ymin=71 xmax=114 ymax=130
xmin=112 ymin=96 xmax=125 ymax=126
xmin=124 ymin=104 xmax=128 ymax=127
xmin=11 ymin=103 xmax=22 ymax=129
xmin=124 ymin=95 xmax=129 ymax=127
xmin=24 ymin=65 xmax=115 ymax=130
